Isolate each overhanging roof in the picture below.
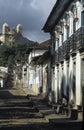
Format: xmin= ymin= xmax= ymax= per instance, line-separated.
xmin=30 ymin=51 xmax=50 ymax=65
xmin=37 ymin=51 xmax=50 ymax=64
xmin=43 ymin=0 xmax=74 ymax=32
xmin=30 ymin=56 xmax=41 ymax=65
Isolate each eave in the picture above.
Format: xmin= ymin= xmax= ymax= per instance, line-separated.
xmin=43 ymin=0 xmax=74 ymax=33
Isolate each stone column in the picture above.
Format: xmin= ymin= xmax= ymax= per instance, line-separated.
xmin=69 ymin=55 xmax=74 ymax=102
xmin=54 ymin=66 xmax=58 ymax=103
xmin=81 ymin=58 xmax=84 ymax=106
xmin=59 ymin=63 xmax=62 ymax=99
xmin=76 ymin=51 xmax=82 ymax=105
xmin=63 ymin=59 xmax=67 ymax=96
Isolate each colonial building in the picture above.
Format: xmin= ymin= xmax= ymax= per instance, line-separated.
xmin=26 ymin=40 xmax=51 ymax=95
xmin=0 ymin=23 xmax=22 ymax=45
xmin=43 ymin=0 xmax=84 ymax=120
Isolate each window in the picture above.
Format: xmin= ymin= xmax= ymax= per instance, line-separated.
xmin=71 ymin=5 xmax=76 ymax=33
xmin=62 ymin=33 xmax=64 ymax=43
xmin=67 ymin=27 xmax=69 ymax=39
xmin=73 ymin=19 xmax=76 ymax=33
xmin=81 ymin=12 xmax=84 ymax=26
xmin=57 ymin=39 xmax=59 ymax=49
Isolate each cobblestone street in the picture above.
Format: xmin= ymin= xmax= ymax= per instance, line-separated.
xmin=0 ymin=85 xmax=83 ymax=130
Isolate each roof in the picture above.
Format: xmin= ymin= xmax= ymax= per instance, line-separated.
xmin=37 ymin=51 xmax=50 ymax=64
xmin=39 ymin=39 xmax=51 ymax=48
xmin=30 ymin=40 xmax=51 ymax=50
xmin=30 ymin=56 xmax=41 ymax=65
xmin=30 ymin=51 xmax=50 ymax=65
xmin=43 ymin=0 xmax=74 ymax=32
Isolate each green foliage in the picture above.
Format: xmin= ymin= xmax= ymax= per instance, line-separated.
xmin=0 ymin=45 xmax=12 ymax=66
xmin=0 ymin=42 xmax=38 ymax=67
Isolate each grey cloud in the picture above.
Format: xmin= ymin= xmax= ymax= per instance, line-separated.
xmin=0 ymin=0 xmax=55 ymax=42
xmin=23 ymin=30 xmax=50 ymax=43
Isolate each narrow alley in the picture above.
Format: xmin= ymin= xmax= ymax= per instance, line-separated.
xmin=0 ymin=85 xmax=82 ymax=130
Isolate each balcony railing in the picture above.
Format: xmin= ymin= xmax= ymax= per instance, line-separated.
xmin=69 ymin=27 xmax=84 ymax=53
xmin=63 ymin=40 xmax=70 ymax=58
xmin=54 ymin=27 xmax=84 ymax=64
xmin=55 ymin=46 xmax=63 ymax=64
xmin=58 ymin=46 xmax=64 ymax=62
xmin=69 ymin=34 xmax=76 ymax=53
xmin=75 ymin=27 xmax=84 ymax=49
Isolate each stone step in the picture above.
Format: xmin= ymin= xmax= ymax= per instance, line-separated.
xmin=39 ymin=109 xmax=56 ymax=115
xmin=49 ymin=118 xmax=82 ymax=128
xmin=0 ymin=118 xmax=82 ymax=130
xmin=0 ymin=99 xmax=31 ymax=103
xmin=45 ymin=114 xmax=67 ymax=120
xmin=0 ymin=106 xmax=38 ymax=113
xmin=0 ymin=112 xmax=44 ymax=119
xmin=0 ymin=99 xmax=33 ymax=107
xmin=0 ymin=118 xmax=49 ymax=128
xmin=36 ymin=105 xmax=51 ymax=110
xmin=0 ymin=102 xmax=33 ymax=107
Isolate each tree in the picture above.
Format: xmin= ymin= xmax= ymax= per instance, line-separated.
xmin=0 ymin=45 xmax=11 ymax=66
xmin=0 ymin=41 xmax=38 ymax=67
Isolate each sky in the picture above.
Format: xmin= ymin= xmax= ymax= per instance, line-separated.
xmin=0 ymin=0 xmax=56 ymax=43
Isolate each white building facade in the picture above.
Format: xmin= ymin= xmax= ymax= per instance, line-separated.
xmin=43 ymin=0 xmax=84 ymax=120
xmin=28 ymin=48 xmax=47 ymax=95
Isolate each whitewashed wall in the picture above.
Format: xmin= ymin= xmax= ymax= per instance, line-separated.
xmin=29 ymin=50 xmax=46 ymax=64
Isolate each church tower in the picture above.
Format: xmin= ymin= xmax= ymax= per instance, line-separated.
xmin=16 ymin=24 xmax=22 ymax=35
xmin=0 ymin=23 xmax=23 ymax=45
xmin=2 ymin=23 xmax=9 ymax=43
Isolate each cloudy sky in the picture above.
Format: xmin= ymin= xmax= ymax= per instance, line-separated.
xmin=0 ymin=0 xmax=56 ymax=43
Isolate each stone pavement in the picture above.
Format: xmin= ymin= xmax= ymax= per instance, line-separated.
xmin=28 ymin=94 xmax=83 ymax=130
xmin=0 ymin=86 xmax=48 ymax=129
xmin=0 ymin=85 xmax=83 ymax=130
xmin=22 ymin=87 xmax=36 ymax=96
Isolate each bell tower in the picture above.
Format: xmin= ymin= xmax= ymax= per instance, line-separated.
xmin=2 ymin=23 xmax=9 ymax=43
xmin=16 ymin=24 xmax=22 ymax=35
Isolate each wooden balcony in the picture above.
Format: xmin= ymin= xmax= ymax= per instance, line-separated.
xmin=69 ymin=34 xmax=76 ymax=53
xmin=55 ymin=46 xmax=64 ymax=64
xmin=54 ymin=27 xmax=84 ymax=64
xmin=69 ymin=27 xmax=84 ymax=54
xmin=63 ymin=40 xmax=70 ymax=59
xmin=75 ymin=27 xmax=84 ymax=50
xmin=58 ymin=46 xmax=64 ymax=63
